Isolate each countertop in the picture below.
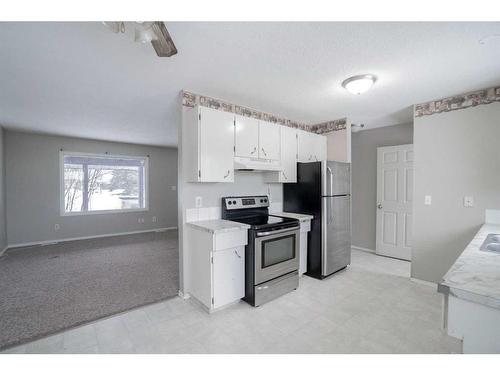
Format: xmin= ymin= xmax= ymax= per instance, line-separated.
xmin=187 ymin=219 xmax=250 ymax=234
xmin=272 ymin=212 xmax=314 ymax=222
xmin=439 ymin=223 xmax=500 ymax=310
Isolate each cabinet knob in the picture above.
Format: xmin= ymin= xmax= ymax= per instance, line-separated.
xmin=377 ymin=204 xmax=383 ymax=209
xmin=282 ymin=171 xmax=288 ymax=180
xmin=234 ymin=250 xmax=241 ymax=258
xmin=250 ymin=147 xmax=257 ymax=155
xmin=261 ymin=148 xmax=267 ymax=157
xmin=224 ymin=170 xmax=231 ymax=179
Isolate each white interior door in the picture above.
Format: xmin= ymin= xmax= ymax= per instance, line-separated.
xmin=376 ymin=144 xmax=413 ymax=260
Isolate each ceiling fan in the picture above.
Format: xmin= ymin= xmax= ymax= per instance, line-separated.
xmin=102 ymin=21 xmax=178 ymax=57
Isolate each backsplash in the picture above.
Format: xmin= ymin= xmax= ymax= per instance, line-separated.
xmin=414 ymin=86 xmax=500 ymax=117
xmin=185 ymin=202 xmax=284 ymax=223
xmin=182 ymin=90 xmax=345 ymax=133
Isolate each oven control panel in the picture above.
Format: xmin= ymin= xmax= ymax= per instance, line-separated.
xmin=223 ymin=196 xmax=269 ymax=210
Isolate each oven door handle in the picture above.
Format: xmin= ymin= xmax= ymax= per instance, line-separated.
xmin=256 ymin=226 xmax=300 ymax=237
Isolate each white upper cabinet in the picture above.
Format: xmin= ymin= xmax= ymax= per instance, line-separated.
xmin=258 ymin=120 xmax=281 ymax=161
xmin=297 ymin=130 xmax=327 ymax=162
xmin=264 ymin=125 xmax=297 ymax=183
xmin=297 ymin=129 xmax=314 ymax=162
xmin=183 ymin=105 xmax=235 ymax=182
xmin=234 ymin=115 xmax=259 ymax=158
xmin=312 ymin=132 xmax=327 ymax=161
xmin=281 ymin=126 xmax=298 ymax=182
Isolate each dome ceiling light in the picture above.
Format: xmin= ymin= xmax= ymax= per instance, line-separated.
xmin=342 ymin=74 xmax=377 ymax=95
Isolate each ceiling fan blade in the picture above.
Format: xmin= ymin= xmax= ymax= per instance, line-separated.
xmin=150 ymin=22 xmax=178 ymax=57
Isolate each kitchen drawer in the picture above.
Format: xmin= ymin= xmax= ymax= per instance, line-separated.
xmin=214 ymin=230 xmax=248 ymax=251
xmin=254 ymin=271 xmax=299 ymax=307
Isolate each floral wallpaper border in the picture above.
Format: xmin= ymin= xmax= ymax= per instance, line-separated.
xmin=309 ymin=118 xmax=347 ymax=134
xmin=414 ymin=86 xmax=500 ymax=117
xmin=182 ymin=91 xmax=345 ymax=133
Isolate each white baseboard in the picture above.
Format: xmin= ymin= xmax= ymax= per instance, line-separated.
xmin=410 ymin=277 xmax=438 ymax=288
xmin=0 ymin=245 xmax=8 ymax=257
xmin=178 ymin=290 xmax=190 ymax=300
xmin=6 ymin=227 xmax=178 ymax=250
xmin=351 ymin=245 xmax=375 ymax=254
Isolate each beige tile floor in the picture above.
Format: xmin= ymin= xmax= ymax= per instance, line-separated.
xmin=1 ymin=249 xmax=462 ymax=354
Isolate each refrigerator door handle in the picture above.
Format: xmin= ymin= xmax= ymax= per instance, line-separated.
xmin=327 ymin=167 xmax=333 ymax=196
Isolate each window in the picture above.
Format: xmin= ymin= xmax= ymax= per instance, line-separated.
xmin=61 ymin=152 xmax=148 ymax=215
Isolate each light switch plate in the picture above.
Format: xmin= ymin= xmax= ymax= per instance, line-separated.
xmin=464 ymin=196 xmax=474 ymax=207
xmin=195 ymin=196 xmax=203 ymax=208
xmin=424 ymin=195 xmax=432 ymax=206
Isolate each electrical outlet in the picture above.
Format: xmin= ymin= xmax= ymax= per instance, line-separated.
xmin=195 ymin=196 xmax=202 ymax=208
xmin=152 ymin=216 xmax=157 ymax=223
xmin=138 ymin=218 xmax=145 ymax=223
xmin=464 ymin=196 xmax=474 ymax=207
xmin=424 ymin=195 xmax=432 ymax=206
xmin=54 ymin=224 xmax=60 ymax=231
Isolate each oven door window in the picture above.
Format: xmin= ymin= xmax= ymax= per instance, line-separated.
xmin=261 ymin=234 xmax=296 ymax=268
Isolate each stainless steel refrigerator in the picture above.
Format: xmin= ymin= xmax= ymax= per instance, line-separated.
xmin=283 ymin=161 xmax=351 ymax=279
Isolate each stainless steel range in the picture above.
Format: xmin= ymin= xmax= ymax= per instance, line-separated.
xmin=221 ymin=196 xmax=300 ymax=307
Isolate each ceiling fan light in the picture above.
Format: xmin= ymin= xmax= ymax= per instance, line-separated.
xmin=342 ymin=74 xmax=377 ymax=95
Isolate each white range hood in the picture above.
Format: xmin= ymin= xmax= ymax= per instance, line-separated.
xmin=233 ymin=157 xmax=282 ymax=172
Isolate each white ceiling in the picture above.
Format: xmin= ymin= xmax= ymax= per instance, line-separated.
xmin=1 ymin=22 xmax=500 ymax=147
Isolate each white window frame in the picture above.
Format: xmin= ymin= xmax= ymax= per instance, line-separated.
xmin=60 ymin=151 xmax=149 ymax=216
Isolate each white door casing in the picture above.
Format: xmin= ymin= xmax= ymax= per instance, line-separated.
xmin=376 ymin=144 xmax=413 ymax=260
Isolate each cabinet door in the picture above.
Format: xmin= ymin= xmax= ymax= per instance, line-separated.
xmin=199 ymin=106 xmax=235 ymax=182
xmin=280 ymin=126 xmax=297 ymax=183
xmin=212 ymin=247 xmax=245 ymax=309
xmin=258 ymin=120 xmax=281 ymax=160
xmin=297 ymin=129 xmax=314 ymax=162
xmin=312 ymin=133 xmax=327 ymax=161
xmin=234 ymin=115 xmax=259 ymax=158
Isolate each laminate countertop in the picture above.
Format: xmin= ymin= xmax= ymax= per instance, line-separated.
xmin=438 ymin=223 xmax=500 ymax=310
xmin=272 ymin=212 xmax=314 ymax=222
xmin=187 ymin=220 xmax=250 ymax=234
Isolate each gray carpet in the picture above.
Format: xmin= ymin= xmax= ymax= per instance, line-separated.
xmin=0 ymin=230 xmax=179 ymax=350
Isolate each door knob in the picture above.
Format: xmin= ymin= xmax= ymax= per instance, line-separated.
xmin=377 ymin=204 xmax=383 ymax=209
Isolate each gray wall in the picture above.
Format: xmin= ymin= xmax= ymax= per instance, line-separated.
xmin=5 ymin=130 xmax=178 ymax=246
xmin=412 ymin=102 xmax=500 ymax=283
xmin=351 ymin=123 xmax=413 ymax=250
xmin=0 ymin=127 xmax=6 ymax=250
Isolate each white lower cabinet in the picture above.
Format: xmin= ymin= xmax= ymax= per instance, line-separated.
xmin=187 ymin=225 xmax=247 ymax=312
xmin=213 ymin=248 xmax=245 ymax=309
xmin=298 ymin=219 xmax=312 ymax=276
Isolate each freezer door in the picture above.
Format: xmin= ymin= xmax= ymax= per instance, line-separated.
xmin=322 ymin=195 xmax=351 ymax=276
xmin=325 ymin=161 xmax=351 ymax=196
